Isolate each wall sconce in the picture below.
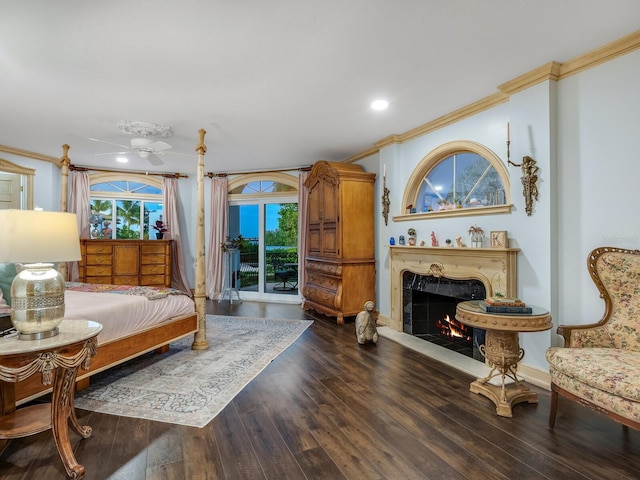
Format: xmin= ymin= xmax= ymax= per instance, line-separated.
xmin=0 ymin=210 xmax=81 ymax=340
xmin=381 ymin=165 xmax=390 ymax=225
xmin=507 ymin=124 xmax=539 ymax=216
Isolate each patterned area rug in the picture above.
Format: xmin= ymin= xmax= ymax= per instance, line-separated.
xmin=74 ymin=315 xmax=312 ymax=428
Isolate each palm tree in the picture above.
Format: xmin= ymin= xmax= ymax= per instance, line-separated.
xmin=89 ymin=199 xmax=113 ymax=222
xmin=116 ymin=200 xmax=141 ymax=239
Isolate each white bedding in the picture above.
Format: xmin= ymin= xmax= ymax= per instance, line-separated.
xmin=63 ymin=289 xmax=195 ymax=344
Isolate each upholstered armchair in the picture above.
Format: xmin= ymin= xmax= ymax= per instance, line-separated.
xmin=546 ymin=247 xmax=640 ymax=431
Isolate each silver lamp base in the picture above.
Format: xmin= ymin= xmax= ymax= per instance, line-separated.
xmin=18 ymin=326 xmax=60 ymax=341
xmin=10 ymin=263 xmax=65 ymax=340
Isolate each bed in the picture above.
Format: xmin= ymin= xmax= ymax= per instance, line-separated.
xmin=14 ymin=130 xmax=209 ymax=405
xmin=15 ymin=283 xmax=197 ymax=404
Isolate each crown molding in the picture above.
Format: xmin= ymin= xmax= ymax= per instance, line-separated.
xmin=559 ymin=29 xmax=640 ymax=79
xmin=498 ymin=62 xmax=562 ymax=96
xmin=342 ymin=29 xmax=640 ymax=163
xmin=401 ymin=92 xmax=509 ymax=143
xmin=0 ymin=144 xmax=61 ymax=167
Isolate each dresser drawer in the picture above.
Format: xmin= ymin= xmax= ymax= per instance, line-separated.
xmin=85 ymin=276 xmax=112 ymax=285
xmin=141 ymin=254 xmax=167 ymax=264
xmin=141 ymin=275 xmax=166 ymax=286
xmin=85 ymin=254 xmax=112 ymax=266
xmin=113 ymin=276 xmax=138 ymax=286
xmin=85 ymin=266 xmax=112 ymax=277
xmin=141 ymin=264 xmax=166 ymax=275
xmin=142 ymin=244 xmax=167 ymax=254
xmin=85 ymin=244 xmax=113 ymax=255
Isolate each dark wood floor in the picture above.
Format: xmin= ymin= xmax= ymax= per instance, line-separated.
xmin=1 ymin=301 xmax=639 ymax=479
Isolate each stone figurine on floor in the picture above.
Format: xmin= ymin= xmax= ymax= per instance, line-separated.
xmin=355 ymin=301 xmax=378 ymax=345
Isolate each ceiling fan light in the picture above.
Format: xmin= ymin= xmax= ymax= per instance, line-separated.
xmin=116 ymin=157 xmax=128 ymax=163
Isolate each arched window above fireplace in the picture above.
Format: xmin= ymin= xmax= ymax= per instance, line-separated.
xmin=399 ymin=140 xmax=512 ymax=221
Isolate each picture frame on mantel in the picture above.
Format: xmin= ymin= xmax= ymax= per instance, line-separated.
xmin=490 ymin=231 xmax=508 ymax=248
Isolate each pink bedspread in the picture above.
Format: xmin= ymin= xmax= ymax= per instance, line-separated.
xmin=63 ymin=283 xmax=195 ymax=345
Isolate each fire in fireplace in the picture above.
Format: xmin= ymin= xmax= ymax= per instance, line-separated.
xmin=403 ymin=272 xmax=486 ymax=361
xmin=437 ymin=314 xmax=471 ymax=342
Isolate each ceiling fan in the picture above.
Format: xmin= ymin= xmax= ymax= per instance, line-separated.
xmin=90 ymin=120 xmax=192 ymax=166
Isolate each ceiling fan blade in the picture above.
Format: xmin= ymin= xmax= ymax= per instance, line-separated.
xmin=147 ymin=140 xmax=172 ymax=152
xmin=147 ymin=154 xmax=165 ymax=166
xmin=160 ymin=151 xmax=196 ymax=158
xmin=94 ymin=151 xmax=130 ymax=156
xmin=89 ymin=137 xmax=131 ymax=149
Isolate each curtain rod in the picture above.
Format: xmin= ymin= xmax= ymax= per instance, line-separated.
xmin=205 ymin=165 xmax=311 ymax=178
xmin=69 ymin=164 xmax=189 ymax=178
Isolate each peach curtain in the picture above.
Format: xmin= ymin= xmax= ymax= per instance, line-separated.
xmin=297 ymin=170 xmax=309 ymax=300
xmin=206 ymin=176 xmax=228 ymax=300
xmin=162 ymin=177 xmax=192 ymax=295
xmin=67 ymin=170 xmax=90 ymax=281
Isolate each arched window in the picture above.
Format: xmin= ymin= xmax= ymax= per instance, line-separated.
xmin=401 ymin=141 xmax=512 ymax=220
xmin=89 ymin=173 xmax=163 ymax=239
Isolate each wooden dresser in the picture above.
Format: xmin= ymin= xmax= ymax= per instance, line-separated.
xmin=79 ymin=239 xmax=172 ymax=287
xmin=303 ymin=161 xmax=376 ymax=324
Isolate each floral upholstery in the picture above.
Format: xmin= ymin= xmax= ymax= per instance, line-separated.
xmin=546 ymin=347 xmax=640 ymax=423
xmin=547 ymin=247 xmax=640 ymax=429
xmin=568 ymin=251 xmax=640 ymax=350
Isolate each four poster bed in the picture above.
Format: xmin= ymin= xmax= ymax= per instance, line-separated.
xmin=14 ymin=130 xmax=209 ymax=404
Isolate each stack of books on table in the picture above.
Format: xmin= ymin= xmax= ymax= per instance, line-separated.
xmin=479 ymin=297 xmax=532 ymax=314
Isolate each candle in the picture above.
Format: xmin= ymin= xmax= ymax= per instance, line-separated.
xmin=507 ymin=122 xmax=510 ymax=142
xmin=383 ymin=164 xmax=386 ymax=178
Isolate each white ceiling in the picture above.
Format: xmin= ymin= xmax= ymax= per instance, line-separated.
xmin=1 ymin=1 xmax=639 ymax=175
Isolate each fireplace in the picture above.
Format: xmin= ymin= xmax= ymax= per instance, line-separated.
xmin=389 ymin=245 xmax=519 ymax=362
xmin=403 ymin=273 xmax=486 ymax=360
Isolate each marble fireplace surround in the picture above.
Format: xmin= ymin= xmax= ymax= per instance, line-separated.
xmin=388 ymin=245 xmax=520 ymax=333
xmin=383 ymin=245 xmax=550 ymax=388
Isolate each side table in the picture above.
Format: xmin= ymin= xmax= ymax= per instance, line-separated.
xmin=455 ymin=300 xmax=552 ymax=417
xmin=0 ymin=320 xmax=102 ymax=479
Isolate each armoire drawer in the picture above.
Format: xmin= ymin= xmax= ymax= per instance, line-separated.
xmin=303 ymin=285 xmax=340 ymax=309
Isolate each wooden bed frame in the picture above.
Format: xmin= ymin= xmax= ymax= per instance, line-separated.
xmin=14 ymin=130 xmax=209 ymax=405
xmin=16 ymin=312 xmax=198 ymax=404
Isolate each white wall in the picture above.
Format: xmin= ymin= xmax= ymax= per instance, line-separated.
xmin=557 ymin=49 xmax=640 ymax=326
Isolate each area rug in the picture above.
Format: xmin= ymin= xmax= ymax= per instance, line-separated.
xmin=74 ymin=315 xmax=312 ymax=428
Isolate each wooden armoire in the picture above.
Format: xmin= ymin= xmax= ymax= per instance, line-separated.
xmin=303 ymin=161 xmax=376 ymax=324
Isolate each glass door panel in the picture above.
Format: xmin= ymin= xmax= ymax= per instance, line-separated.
xmin=229 ymin=204 xmax=259 ymax=292
xmin=264 ymin=202 xmax=298 ymax=295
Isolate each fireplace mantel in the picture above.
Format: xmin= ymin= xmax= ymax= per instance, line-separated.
xmin=389 ymin=246 xmax=520 ymax=331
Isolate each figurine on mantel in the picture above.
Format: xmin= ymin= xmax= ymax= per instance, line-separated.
xmin=355 ymin=301 xmax=378 ymax=345
xmin=431 ymin=231 xmax=438 ymax=247
xmin=456 ymin=236 xmax=467 ymax=247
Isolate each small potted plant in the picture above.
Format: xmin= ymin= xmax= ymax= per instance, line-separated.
xmin=221 ymin=235 xmax=244 ymax=252
xmin=152 ymin=220 xmax=168 ymax=239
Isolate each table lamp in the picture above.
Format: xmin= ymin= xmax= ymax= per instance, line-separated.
xmin=0 ymin=209 xmax=81 ymax=340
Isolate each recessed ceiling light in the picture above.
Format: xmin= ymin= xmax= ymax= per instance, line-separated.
xmin=116 ymin=157 xmax=129 ymax=163
xmin=371 ymin=99 xmax=389 ymax=111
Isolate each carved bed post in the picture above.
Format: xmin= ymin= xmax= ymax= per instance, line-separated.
xmin=192 ymin=129 xmax=209 ymax=350
xmin=58 ymin=144 xmax=71 ymax=280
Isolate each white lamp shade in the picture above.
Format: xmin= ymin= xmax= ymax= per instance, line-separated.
xmin=0 ymin=210 xmax=81 ymax=263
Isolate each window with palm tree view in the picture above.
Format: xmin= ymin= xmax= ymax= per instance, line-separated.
xmin=89 ymin=177 xmax=163 ymax=240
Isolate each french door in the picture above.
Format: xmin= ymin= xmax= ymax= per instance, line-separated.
xmin=228 ymin=195 xmax=299 ymax=302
